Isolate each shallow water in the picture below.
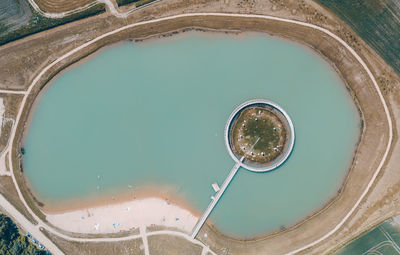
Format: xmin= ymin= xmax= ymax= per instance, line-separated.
xmin=23 ymin=32 xmax=360 ymax=237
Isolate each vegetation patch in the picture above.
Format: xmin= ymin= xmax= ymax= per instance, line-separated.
xmin=116 ymin=0 xmax=140 ymax=7
xmin=0 ymin=214 xmax=46 ymax=254
xmin=0 ymin=0 xmax=32 ymax=36
xmin=317 ymin=0 xmax=400 ymax=75
xmin=34 ymin=0 xmax=96 ymax=13
xmin=148 ymin=235 xmax=203 ymax=255
xmin=335 ymin=218 xmax=400 ymax=254
xmin=0 ymin=1 xmax=105 ymax=46
xmin=136 ymin=0 xmax=157 ymax=8
xmin=116 ymin=0 xmax=156 ymax=7
xmin=230 ymin=106 xmax=287 ymax=164
xmin=40 ymin=228 xmax=144 ymax=255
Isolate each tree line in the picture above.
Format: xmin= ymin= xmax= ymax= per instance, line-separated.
xmin=0 ymin=214 xmax=47 ymax=255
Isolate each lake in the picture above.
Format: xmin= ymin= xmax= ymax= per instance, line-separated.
xmin=23 ymin=32 xmax=360 ymax=237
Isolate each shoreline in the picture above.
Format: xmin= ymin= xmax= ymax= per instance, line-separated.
xmin=19 ymin=29 xmax=363 ymax=240
xmin=37 ymin=184 xmax=200 ymax=215
xmin=45 ymin=196 xmax=199 ymax=234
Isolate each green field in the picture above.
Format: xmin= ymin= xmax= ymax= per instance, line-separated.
xmin=318 ymin=0 xmax=400 ymax=75
xmin=336 ymin=217 xmax=400 ymax=254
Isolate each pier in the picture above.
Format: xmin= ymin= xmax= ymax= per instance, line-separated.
xmin=191 ymin=157 xmax=244 ymax=238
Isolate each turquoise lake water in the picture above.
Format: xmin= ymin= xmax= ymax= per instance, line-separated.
xmin=23 ymin=32 xmax=360 ymax=237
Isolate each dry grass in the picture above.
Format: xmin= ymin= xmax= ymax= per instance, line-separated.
xmin=0 ymin=94 xmax=23 ymax=154
xmin=148 ymin=234 xmax=203 ymax=255
xmin=0 ymin=176 xmax=37 ymax=224
xmin=41 ymin=228 xmax=145 ymax=255
xmin=0 ymin=94 xmax=35 ymax=224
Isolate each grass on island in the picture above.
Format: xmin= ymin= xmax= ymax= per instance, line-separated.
xmin=231 ymin=107 xmax=287 ymax=164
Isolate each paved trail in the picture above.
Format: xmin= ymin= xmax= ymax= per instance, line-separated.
xmin=0 ymin=89 xmax=27 ymax=95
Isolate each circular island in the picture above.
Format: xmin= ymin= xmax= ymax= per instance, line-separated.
xmin=225 ymin=99 xmax=295 ymax=172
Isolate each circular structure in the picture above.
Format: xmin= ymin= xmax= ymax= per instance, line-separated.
xmin=225 ymin=99 xmax=295 ymax=172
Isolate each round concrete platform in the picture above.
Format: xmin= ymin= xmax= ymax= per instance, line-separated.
xmin=224 ymin=99 xmax=295 ymax=172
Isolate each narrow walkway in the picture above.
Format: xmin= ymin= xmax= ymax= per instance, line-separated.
xmin=140 ymin=225 xmax=150 ymax=255
xmin=191 ymin=157 xmax=244 ymax=238
xmin=0 ymin=89 xmax=27 ymax=95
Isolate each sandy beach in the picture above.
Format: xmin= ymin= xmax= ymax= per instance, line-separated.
xmin=45 ymin=197 xmax=198 ymax=234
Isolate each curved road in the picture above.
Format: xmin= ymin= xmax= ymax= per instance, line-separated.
xmin=0 ymin=11 xmax=393 ymax=255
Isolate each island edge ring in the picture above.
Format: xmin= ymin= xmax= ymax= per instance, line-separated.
xmin=224 ymin=99 xmax=295 ymax=172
